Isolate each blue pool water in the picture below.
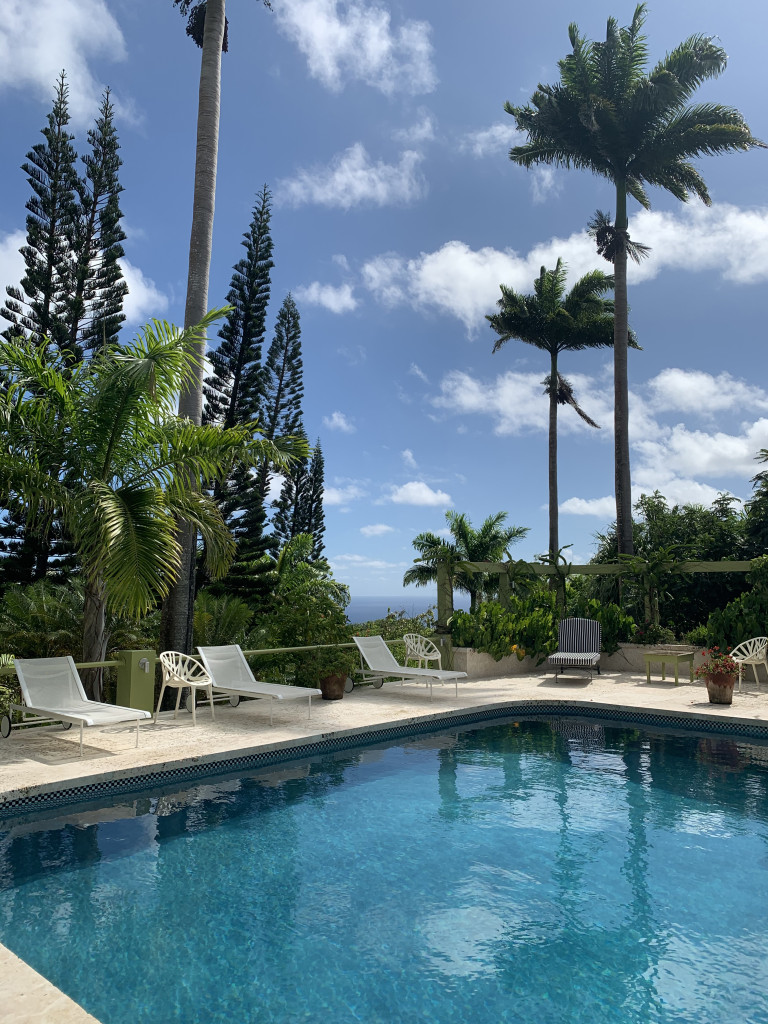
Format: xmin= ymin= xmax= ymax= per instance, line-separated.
xmin=2 ymin=718 xmax=768 ymax=1023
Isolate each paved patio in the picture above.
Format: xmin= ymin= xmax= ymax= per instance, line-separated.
xmin=2 ymin=667 xmax=768 ymax=1023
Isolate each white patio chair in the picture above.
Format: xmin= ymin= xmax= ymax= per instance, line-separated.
xmin=403 ymin=633 xmax=442 ymax=669
xmin=2 ymin=656 xmax=150 ymax=757
xmin=157 ymin=651 xmax=216 ymax=726
xmin=197 ymin=645 xmax=321 ymax=724
xmin=352 ymin=635 xmax=465 ymax=700
xmin=548 ymin=618 xmax=602 ymax=681
xmin=730 ymin=637 xmax=768 ymax=692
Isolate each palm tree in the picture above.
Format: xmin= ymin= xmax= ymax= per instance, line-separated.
xmin=404 ymin=510 xmax=528 ymax=612
xmin=505 ymin=3 xmax=764 ymax=555
xmin=487 ymin=260 xmax=618 ymax=561
xmin=166 ymin=0 xmax=271 ymax=654
xmin=0 ymin=311 xmax=299 ymax=698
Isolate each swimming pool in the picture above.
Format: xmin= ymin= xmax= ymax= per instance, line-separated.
xmin=1 ymin=717 xmax=768 ymax=1023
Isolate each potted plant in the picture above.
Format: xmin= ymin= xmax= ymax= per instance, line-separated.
xmin=695 ymin=646 xmax=738 ymax=705
xmin=312 ymin=645 xmax=359 ymax=700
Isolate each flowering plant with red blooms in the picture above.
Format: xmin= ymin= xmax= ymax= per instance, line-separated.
xmin=694 ymin=646 xmax=737 ymax=679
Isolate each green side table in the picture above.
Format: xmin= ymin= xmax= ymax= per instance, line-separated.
xmin=644 ymin=649 xmax=695 ymax=686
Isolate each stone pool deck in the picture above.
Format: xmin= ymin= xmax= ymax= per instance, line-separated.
xmin=2 ymin=667 xmax=768 ymax=1023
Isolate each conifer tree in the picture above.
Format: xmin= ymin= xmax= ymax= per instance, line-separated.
xmin=1 ymin=72 xmax=80 ymax=357
xmin=303 ymin=440 xmax=326 ymax=559
xmin=270 ymin=425 xmax=309 ymax=554
xmin=204 ymin=185 xmax=273 ymax=428
xmin=69 ymin=89 xmax=127 ymax=355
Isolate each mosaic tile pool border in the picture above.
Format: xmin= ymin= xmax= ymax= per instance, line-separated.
xmin=3 ymin=700 xmax=768 ymax=819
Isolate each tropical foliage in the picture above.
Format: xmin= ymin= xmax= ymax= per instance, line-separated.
xmin=506 ymin=3 xmax=764 ymax=555
xmin=0 ymin=312 xmax=300 ymax=695
xmin=404 ymin=510 xmax=528 ymax=613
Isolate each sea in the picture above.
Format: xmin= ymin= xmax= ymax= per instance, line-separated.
xmin=346 ymin=594 xmax=470 ymax=625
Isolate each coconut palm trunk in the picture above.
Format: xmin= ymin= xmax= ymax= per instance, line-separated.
xmin=548 ymin=349 xmax=559 ymax=558
xmin=82 ymin=578 xmax=108 ymax=701
xmin=613 ymin=184 xmax=633 ymax=555
xmin=164 ymin=0 xmax=226 ymax=653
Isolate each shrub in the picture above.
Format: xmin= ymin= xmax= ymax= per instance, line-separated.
xmin=569 ymin=597 xmax=634 ymax=654
xmin=706 ymin=556 xmax=768 ymax=650
xmin=450 ymin=594 xmax=558 ymax=665
xmin=631 ymin=622 xmax=676 ymax=645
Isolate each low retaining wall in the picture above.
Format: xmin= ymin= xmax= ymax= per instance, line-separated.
xmin=454 ymin=643 xmax=705 ymax=681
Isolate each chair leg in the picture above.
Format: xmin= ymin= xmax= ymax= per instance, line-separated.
xmin=208 ymin=685 xmax=215 ymax=722
xmin=191 ymin=688 xmax=197 ymax=726
xmin=307 ymin=694 xmax=312 ymax=719
xmin=154 ymin=682 xmax=167 ymax=724
xmin=80 ymin=721 xmax=84 ymax=758
xmin=174 ymin=687 xmax=183 ymax=720
xmin=135 ymin=717 xmax=140 ymax=748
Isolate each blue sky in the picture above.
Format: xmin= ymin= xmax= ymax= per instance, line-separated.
xmin=1 ymin=0 xmax=767 ymax=599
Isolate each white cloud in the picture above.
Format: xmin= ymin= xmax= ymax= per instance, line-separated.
xmin=0 ymin=0 xmax=129 ymax=127
xmin=361 ymin=202 xmax=768 ymax=333
xmin=393 ymin=111 xmax=436 ymax=144
xmin=0 ymin=230 xmax=25 ymax=293
xmin=119 ymin=259 xmax=169 ymax=325
xmin=277 ymin=143 xmax=426 ymax=209
xmin=387 ymin=480 xmax=452 ymax=506
xmin=409 ymin=362 xmax=429 ymax=384
xmin=433 ymin=369 xmax=608 ymax=437
xmin=531 ymin=167 xmax=562 ymax=204
xmin=295 ymin=281 xmax=358 ymax=313
xmin=460 ymin=122 xmax=522 ymax=158
xmin=323 ymin=410 xmax=356 ymax=433
xmin=331 ymin=553 xmax=407 ymax=569
xmin=273 ymin=0 xmax=437 ymax=95
xmin=560 ymin=496 xmax=617 ymax=518
xmin=633 ymin=419 xmax=768 ymax=485
xmin=324 ymin=482 xmax=366 ymax=505
xmin=401 ymin=448 xmax=417 ymax=469
xmin=360 ymin=523 xmax=395 ymax=536
xmin=647 ymin=368 xmax=768 ymax=417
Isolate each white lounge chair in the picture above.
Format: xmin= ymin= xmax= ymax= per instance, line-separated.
xmin=197 ymin=645 xmax=321 ymax=724
xmin=1 ymin=656 xmax=151 ymax=757
xmin=352 ymin=635 xmax=466 ymax=700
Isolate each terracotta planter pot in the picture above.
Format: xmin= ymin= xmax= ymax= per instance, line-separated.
xmin=705 ymin=672 xmax=736 ymax=705
xmin=320 ymin=674 xmax=346 ymax=700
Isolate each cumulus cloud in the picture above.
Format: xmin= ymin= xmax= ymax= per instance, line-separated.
xmin=647 ymin=368 xmax=768 ymax=417
xmin=393 ymin=111 xmax=436 ymax=144
xmin=0 ymin=0 xmax=130 ymax=127
xmin=360 ymin=523 xmax=395 ymax=536
xmin=531 ymin=167 xmax=562 ymax=204
xmin=559 ymin=496 xmax=617 ymax=518
xmin=360 ymin=202 xmax=768 ymax=333
xmin=323 ymin=410 xmax=356 ymax=433
xmin=324 ymin=482 xmax=366 ymax=505
xmin=401 ymin=448 xmax=417 ymax=469
xmin=295 ymin=281 xmax=358 ymax=313
xmin=273 ymin=0 xmax=436 ymax=95
xmin=386 ymin=480 xmax=451 ymax=505
xmin=277 ymin=143 xmax=426 ymax=209
xmin=460 ymin=122 xmax=522 ymax=158
xmin=0 ymin=230 xmax=25 ymax=293
xmin=119 ymin=259 xmax=169 ymax=325
xmin=433 ymin=369 xmax=608 ymax=437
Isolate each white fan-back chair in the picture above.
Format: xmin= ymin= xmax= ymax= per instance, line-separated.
xmin=403 ymin=634 xmax=442 ymax=669
xmin=3 ymin=656 xmax=150 ymax=757
xmin=157 ymin=651 xmax=215 ymax=725
xmin=730 ymin=637 xmax=768 ymax=692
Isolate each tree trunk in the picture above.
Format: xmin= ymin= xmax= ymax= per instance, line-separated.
xmin=161 ymin=0 xmax=225 ymax=654
xmin=613 ymin=182 xmax=634 ymax=556
xmin=548 ymin=351 xmax=559 ymax=561
xmin=82 ymin=577 xmax=108 ymax=701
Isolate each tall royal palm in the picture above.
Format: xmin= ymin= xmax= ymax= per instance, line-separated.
xmin=166 ymin=0 xmax=271 ymax=651
xmin=505 ymin=3 xmax=764 ymax=555
xmin=487 ymin=260 xmax=617 ymax=562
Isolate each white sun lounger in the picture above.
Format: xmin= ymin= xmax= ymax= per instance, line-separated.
xmin=3 ymin=656 xmax=151 ymax=757
xmin=352 ymin=635 xmax=466 ymax=700
xmin=197 ymin=645 xmax=321 ymax=724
